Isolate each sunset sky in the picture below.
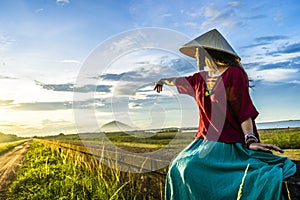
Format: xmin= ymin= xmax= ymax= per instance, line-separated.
xmin=1 ymin=0 xmax=300 ymax=136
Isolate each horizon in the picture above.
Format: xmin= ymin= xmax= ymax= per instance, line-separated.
xmin=4 ymin=119 xmax=300 ymax=137
xmin=0 ymin=0 xmax=300 ymax=137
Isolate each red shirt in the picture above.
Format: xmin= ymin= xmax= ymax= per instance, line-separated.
xmin=175 ymin=66 xmax=259 ymax=144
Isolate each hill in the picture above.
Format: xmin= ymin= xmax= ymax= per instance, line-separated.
xmin=100 ymin=120 xmax=135 ymax=132
xmin=0 ymin=132 xmax=20 ymax=143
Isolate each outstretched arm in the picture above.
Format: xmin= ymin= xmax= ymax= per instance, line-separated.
xmin=153 ymin=78 xmax=177 ymax=93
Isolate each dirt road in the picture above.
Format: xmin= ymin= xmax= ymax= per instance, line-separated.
xmin=0 ymin=141 xmax=31 ymax=199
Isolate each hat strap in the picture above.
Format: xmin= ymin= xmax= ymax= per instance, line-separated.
xmin=195 ymin=47 xmax=218 ymax=72
xmin=195 ymin=47 xmax=204 ymax=71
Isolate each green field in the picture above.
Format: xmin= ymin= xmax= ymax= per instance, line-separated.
xmin=43 ymin=127 xmax=300 ymax=154
xmin=259 ymin=127 xmax=300 ymax=149
xmin=7 ymin=140 xmax=164 ymax=200
xmin=0 ymin=132 xmax=28 ymax=155
xmin=0 ymin=140 xmax=29 ymax=155
xmin=259 ymin=128 xmax=300 ymax=160
xmin=6 ymin=128 xmax=300 ymax=199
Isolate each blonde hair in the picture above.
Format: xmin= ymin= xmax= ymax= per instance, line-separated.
xmin=205 ymin=49 xmax=252 ymax=87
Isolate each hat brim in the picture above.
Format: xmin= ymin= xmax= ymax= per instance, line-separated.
xmin=179 ymin=45 xmax=241 ymax=62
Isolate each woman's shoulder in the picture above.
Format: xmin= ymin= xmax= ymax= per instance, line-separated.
xmin=225 ymin=66 xmax=249 ymax=86
xmin=187 ymin=67 xmax=244 ymax=79
xmin=223 ymin=66 xmax=246 ymax=79
xmin=179 ymin=71 xmax=206 ymax=86
xmin=185 ymin=71 xmax=206 ymax=79
xmin=194 ymin=71 xmax=208 ymax=77
xmin=227 ymin=66 xmax=245 ymax=74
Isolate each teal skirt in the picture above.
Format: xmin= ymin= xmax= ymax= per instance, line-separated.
xmin=165 ymin=139 xmax=296 ymax=200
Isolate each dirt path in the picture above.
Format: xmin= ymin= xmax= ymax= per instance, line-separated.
xmin=0 ymin=141 xmax=31 ymax=199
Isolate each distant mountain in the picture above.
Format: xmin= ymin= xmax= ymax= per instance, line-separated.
xmin=99 ymin=119 xmax=300 ymax=133
xmin=100 ymin=120 xmax=135 ymax=132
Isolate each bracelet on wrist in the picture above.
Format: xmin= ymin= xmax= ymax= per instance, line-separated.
xmin=245 ymin=138 xmax=257 ymax=148
xmin=244 ymin=132 xmax=259 ymax=148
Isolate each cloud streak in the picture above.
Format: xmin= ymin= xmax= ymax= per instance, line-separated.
xmin=35 ymin=80 xmax=113 ymax=93
xmin=14 ymin=101 xmax=73 ymax=111
xmin=255 ymin=35 xmax=289 ymax=44
xmin=248 ymin=67 xmax=299 ymax=83
xmin=242 ymin=35 xmax=290 ymax=49
xmin=99 ymin=57 xmax=195 ymax=81
xmin=279 ymin=43 xmax=300 ymax=54
xmin=187 ymin=2 xmax=245 ymax=31
xmin=98 ymin=55 xmax=196 ymax=97
xmin=0 ymin=119 xmax=76 ymax=137
xmin=61 ymin=59 xmax=81 ymax=64
xmin=8 ymin=98 xmax=107 ymax=111
xmin=0 ymin=75 xmax=17 ymax=79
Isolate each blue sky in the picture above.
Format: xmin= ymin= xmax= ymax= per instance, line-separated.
xmin=0 ymin=0 xmax=300 ymax=136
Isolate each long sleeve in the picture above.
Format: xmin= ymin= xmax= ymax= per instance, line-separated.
xmin=174 ymin=73 xmax=200 ymax=98
xmin=227 ymin=68 xmax=259 ymax=124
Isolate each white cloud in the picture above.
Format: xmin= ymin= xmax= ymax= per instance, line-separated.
xmin=128 ymin=102 xmax=142 ymax=109
xmin=97 ymin=49 xmax=197 ymax=102
xmin=62 ymin=59 xmax=81 ymax=64
xmin=200 ymin=6 xmax=241 ymax=31
xmin=161 ymin=13 xmax=172 ymax=18
xmin=203 ymin=7 xmax=219 ymax=18
xmin=240 ymin=34 xmax=300 ymax=66
xmin=228 ymin=1 xmax=243 ymax=7
xmin=181 ymin=3 xmax=243 ymax=32
xmin=110 ymin=36 xmax=136 ymax=52
xmin=185 ymin=10 xmax=202 ymax=18
xmin=94 ymin=101 xmax=105 ymax=107
xmin=35 ymin=8 xmax=44 ymax=14
xmin=0 ymin=34 xmax=16 ymax=52
xmin=56 ymin=0 xmax=70 ymax=6
xmin=248 ymin=67 xmax=299 ymax=82
xmin=183 ymin=22 xmax=198 ymax=28
xmin=108 ymin=31 xmax=160 ymax=55
xmin=289 ymin=80 xmax=300 ymax=84
xmin=0 ymin=109 xmax=76 ymax=136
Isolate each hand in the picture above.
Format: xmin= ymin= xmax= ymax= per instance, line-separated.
xmin=248 ymin=142 xmax=284 ymax=153
xmin=154 ymin=80 xmax=164 ymax=93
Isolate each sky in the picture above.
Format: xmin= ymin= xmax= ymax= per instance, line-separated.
xmin=1 ymin=0 xmax=300 ymax=136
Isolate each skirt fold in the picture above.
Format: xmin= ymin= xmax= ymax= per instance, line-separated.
xmin=165 ymin=139 xmax=296 ymax=200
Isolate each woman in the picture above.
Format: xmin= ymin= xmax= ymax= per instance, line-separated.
xmin=154 ymin=29 xmax=296 ymax=200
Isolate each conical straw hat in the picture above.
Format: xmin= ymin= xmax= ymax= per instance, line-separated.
xmin=179 ymin=29 xmax=241 ymax=62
